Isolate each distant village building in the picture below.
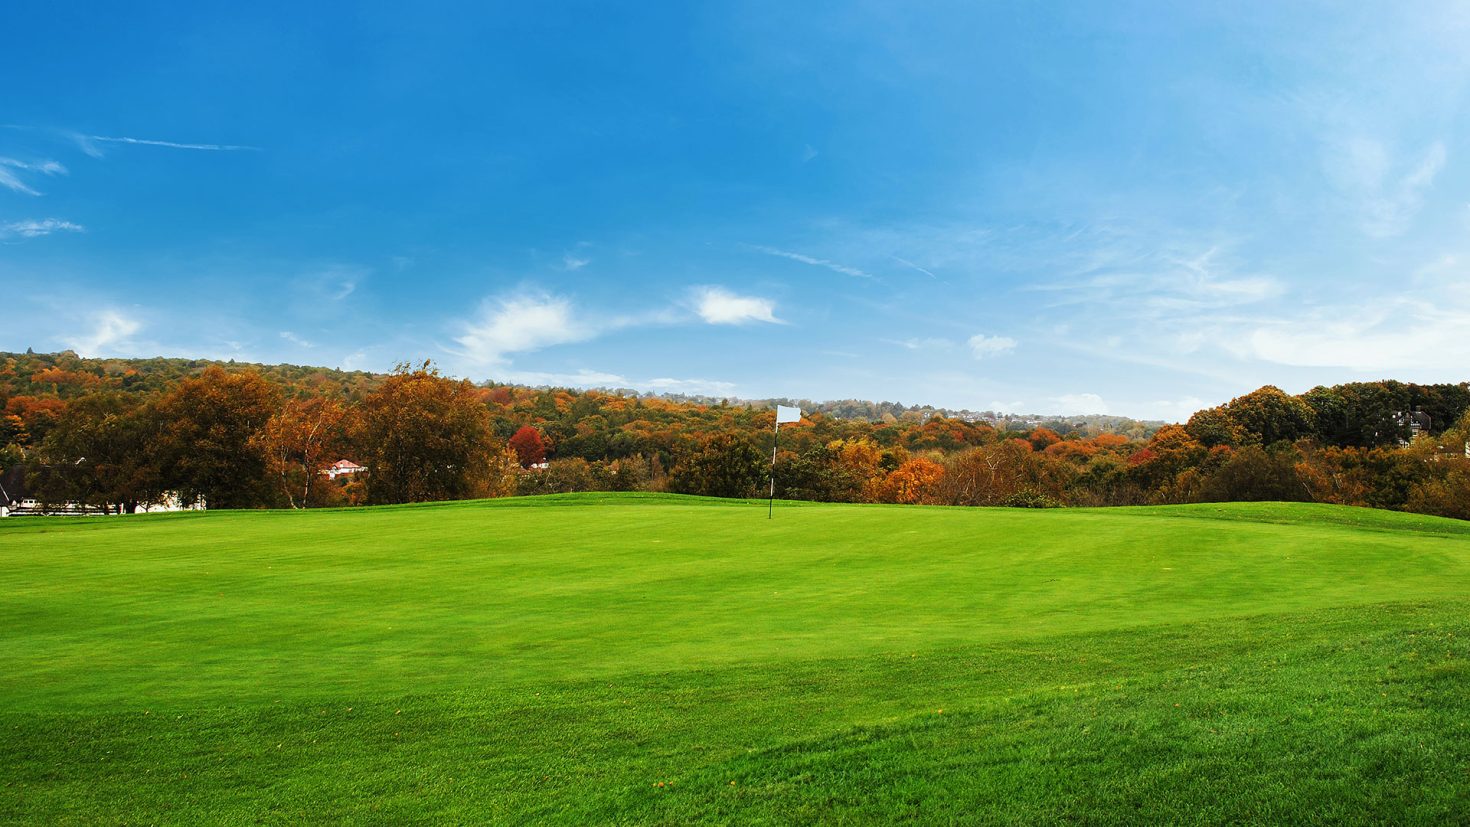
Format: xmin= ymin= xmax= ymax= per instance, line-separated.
xmin=323 ymin=460 xmax=366 ymax=480
xmin=1394 ymin=409 xmax=1432 ymax=446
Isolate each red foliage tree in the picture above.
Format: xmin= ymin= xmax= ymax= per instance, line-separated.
xmin=509 ymin=425 xmax=547 ymax=468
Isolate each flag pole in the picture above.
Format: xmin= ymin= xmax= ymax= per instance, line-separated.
xmin=768 ymin=416 xmax=779 ymax=519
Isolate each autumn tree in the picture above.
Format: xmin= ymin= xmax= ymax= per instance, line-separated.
xmin=1127 ymin=425 xmax=1208 ymax=502
xmin=516 ymin=457 xmax=595 ymax=495
xmin=508 ymin=425 xmax=548 ymax=467
xmin=4 ymin=396 xmax=66 ymax=446
xmin=1184 ymin=406 xmax=1247 ymax=448
xmin=1294 ymin=443 xmax=1374 ymax=506
xmin=1027 ymin=427 xmax=1062 ymax=452
xmin=876 ymin=457 xmax=945 ymax=504
xmin=592 ymin=455 xmax=654 ymax=491
xmin=262 ymin=397 xmax=348 ymax=508
xmin=904 ymin=415 xmax=994 ymax=452
xmin=39 ymin=392 xmax=163 ymax=513
xmin=1404 ymin=416 xmax=1470 ymax=520
xmin=155 ymin=367 xmax=280 ymax=509
xmin=355 ymin=362 xmax=499 ymax=504
xmin=1200 ymin=444 xmax=1306 ymax=503
xmin=825 ymin=437 xmax=888 ymax=501
xmin=487 ymin=445 xmax=521 ymax=498
xmin=1072 ymin=453 xmax=1136 ymax=506
xmin=1222 ymin=386 xmax=1317 ymax=446
xmin=1406 ymin=468 xmax=1470 ymax=520
xmin=0 ymin=413 xmax=30 ymax=451
xmin=940 ymin=440 xmax=1072 ymax=506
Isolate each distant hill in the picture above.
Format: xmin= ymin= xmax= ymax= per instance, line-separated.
xmin=0 ymin=350 xmax=1164 ymax=434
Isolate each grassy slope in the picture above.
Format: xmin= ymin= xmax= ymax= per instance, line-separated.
xmin=1 ymin=495 xmax=1467 ymax=824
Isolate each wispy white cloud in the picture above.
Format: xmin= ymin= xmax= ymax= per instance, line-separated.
xmin=1032 ymin=244 xmax=1283 ymax=316
xmin=890 ymin=255 xmax=940 ymax=281
xmin=562 ymin=252 xmax=591 ymax=271
xmin=81 ymin=134 xmax=260 ymax=154
xmin=0 ymin=167 xmax=34 ymax=195
xmin=1225 ymin=297 xmax=1470 ymax=372
xmin=754 ymin=246 xmax=874 ymax=279
xmin=1 ymin=218 xmax=83 ymax=239
xmin=1111 ymin=252 xmax=1470 ymax=376
xmin=692 ymin=286 xmax=781 ymax=325
xmin=453 ymin=292 xmax=595 ymax=365
xmin=0 ymin=157 xmax=66 ymax=195
xmin=279 ymin=331 xmax=315 ymax=348
xmin=1322 ymin=138 xmax=1445 ymax=237
xmin=0 ymin=157 xmax=65 ymax=174
xmin=297 ymin=264 xmax=363 ymax=303
xmin=63 ymin=310 xmax=141 ymax=356
xmin=967 ymin=333 xmax=1017 ymax=359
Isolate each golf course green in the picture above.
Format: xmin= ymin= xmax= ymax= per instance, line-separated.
xmin=3 ymin=494 xmax=1468 ymax=823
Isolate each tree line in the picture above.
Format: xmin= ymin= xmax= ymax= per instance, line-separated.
xmin=2 ymin=351 xmax=1468 ymax=520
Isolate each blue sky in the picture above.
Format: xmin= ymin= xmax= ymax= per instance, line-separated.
xmin=4 ymin=2 xmax=1469 ymax=420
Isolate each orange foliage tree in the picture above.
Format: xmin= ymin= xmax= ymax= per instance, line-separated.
xmin=877 ymin=457 xmax=945 ymax=504
xmin=262 ymin=397 xmax=349 ymax=508
xmin=154 ymin=367 xmax=280 ymax=509
xmin=354 ymin=362 xmax=501 ymax=504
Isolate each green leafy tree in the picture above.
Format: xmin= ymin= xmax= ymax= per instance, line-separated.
xmin=772 ymin=445 xmax=864 ymax=502
xmin=671 ymin=433 xmax=766 ymax=498
xmin=1307 ymin=382 xmax=1406 ymax=447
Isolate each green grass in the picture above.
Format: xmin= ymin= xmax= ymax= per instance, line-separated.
xmin=2 ymin=494 xmax=1468 ymax=823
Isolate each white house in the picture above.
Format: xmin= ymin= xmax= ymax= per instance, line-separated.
xmin=323 ymin=459 xmax=366 ymax=480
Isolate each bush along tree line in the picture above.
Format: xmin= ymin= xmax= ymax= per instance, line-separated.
xmin=2 ymin=351 xmax=1469 ymax=520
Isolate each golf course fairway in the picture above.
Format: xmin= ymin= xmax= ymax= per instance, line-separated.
xmin=3 ymin=493 xmax=1468 ymax=823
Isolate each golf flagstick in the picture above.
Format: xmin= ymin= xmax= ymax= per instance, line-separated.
xmin=770 ymin=405 xmax=802 ymax=518
xmin=769 ymin=419 xmax=778 ymax=519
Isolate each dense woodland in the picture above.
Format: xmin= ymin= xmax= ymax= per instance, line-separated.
xmin=3 ymin=350 xmax=1469 ymax=520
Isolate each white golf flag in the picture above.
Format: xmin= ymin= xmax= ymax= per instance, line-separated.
xmin=776 ymin=405 xmax=802 ymax=424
